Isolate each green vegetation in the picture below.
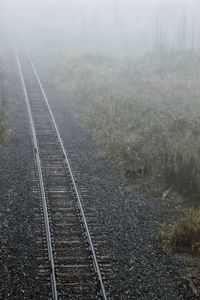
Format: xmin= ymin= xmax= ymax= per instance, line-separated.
xmin=158 ymin=208 xmax=200 ymax=254
xmin=171 ymin=192 xmax=185 ymax=205
xmin=57 ymin=50 xmax=200 ymax=200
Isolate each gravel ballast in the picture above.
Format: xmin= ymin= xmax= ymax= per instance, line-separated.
xmin=0 ymin=49 xmax=46 ymax=299
xmin=33 ymin=56 xmax=189 ymax=300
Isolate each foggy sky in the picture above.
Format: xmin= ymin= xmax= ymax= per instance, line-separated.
xmin=2 ymin=0 xmax=200 ymax=56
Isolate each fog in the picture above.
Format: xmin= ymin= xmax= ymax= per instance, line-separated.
xmin=2 ymin=0 xmax=200 ymax=56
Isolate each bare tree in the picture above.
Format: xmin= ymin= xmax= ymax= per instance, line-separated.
xmin=179 ymin=7 xmax=187 ymax=50
xmin=155 ymin=16 xmax=167 ymax=51
xmin=191 ymin=14 xmax=196 ymax=53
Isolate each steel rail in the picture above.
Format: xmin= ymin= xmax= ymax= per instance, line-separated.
xmin=14 ymin=47 xmax=58 ymax=300
xmin=28 ymin=53 xmax=108 ymax=300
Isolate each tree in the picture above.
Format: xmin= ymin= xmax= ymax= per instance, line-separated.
xmin=191 ymin=15 xmax=196 ymax=53
xmin=178 ymin=7 xmax=187 ymax=50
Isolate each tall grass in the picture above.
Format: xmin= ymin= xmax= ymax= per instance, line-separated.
xmin=57 ymin=51 xmax=200 ymax=200
xmin=158 ymin=208 xmax=200 ymax=254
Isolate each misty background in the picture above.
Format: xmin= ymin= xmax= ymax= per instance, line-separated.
xmin=1 ymin=1 xmax=200 ymax=283
xmin=1 ymin=0 xmax=200 ymax=57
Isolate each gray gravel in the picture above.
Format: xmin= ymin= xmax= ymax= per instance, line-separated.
xmin=0 ymin=50 xmax=47 ymax=299
xmin=0 ymin=47 xmax=195 ymax=299
xmin=34 ymin=56 xmax=189 ymax=300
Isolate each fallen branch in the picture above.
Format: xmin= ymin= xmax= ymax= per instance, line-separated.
xmin=161 ymin=187 xmax=171 ymax=201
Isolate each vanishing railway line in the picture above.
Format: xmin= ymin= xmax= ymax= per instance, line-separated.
xmin=14 ymin=48 xmax=111 ymax=299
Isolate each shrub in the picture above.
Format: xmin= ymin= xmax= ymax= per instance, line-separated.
xmin=158 ymin=208 xmax=200 ymax=254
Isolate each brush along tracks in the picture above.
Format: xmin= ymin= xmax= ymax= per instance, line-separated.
xmin=15 ymin=49 xmax=111 ymax=300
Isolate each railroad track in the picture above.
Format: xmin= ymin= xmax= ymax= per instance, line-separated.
xmin=14 ymin=48 xmax=111 ymax=300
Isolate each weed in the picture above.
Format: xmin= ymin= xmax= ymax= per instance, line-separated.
xmin=171 ymin=193 xmax=185 ymax=205
xmin=158 ymin=208 xmax=200 ymax=254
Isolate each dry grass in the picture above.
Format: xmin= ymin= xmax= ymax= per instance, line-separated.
xmin=158 ymin=208 xmax=200 ymax=254
xmin=53 ymin=50 xmax=200 ymax=254
xmin=56 ymin=51 xmax=200 ymax=199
